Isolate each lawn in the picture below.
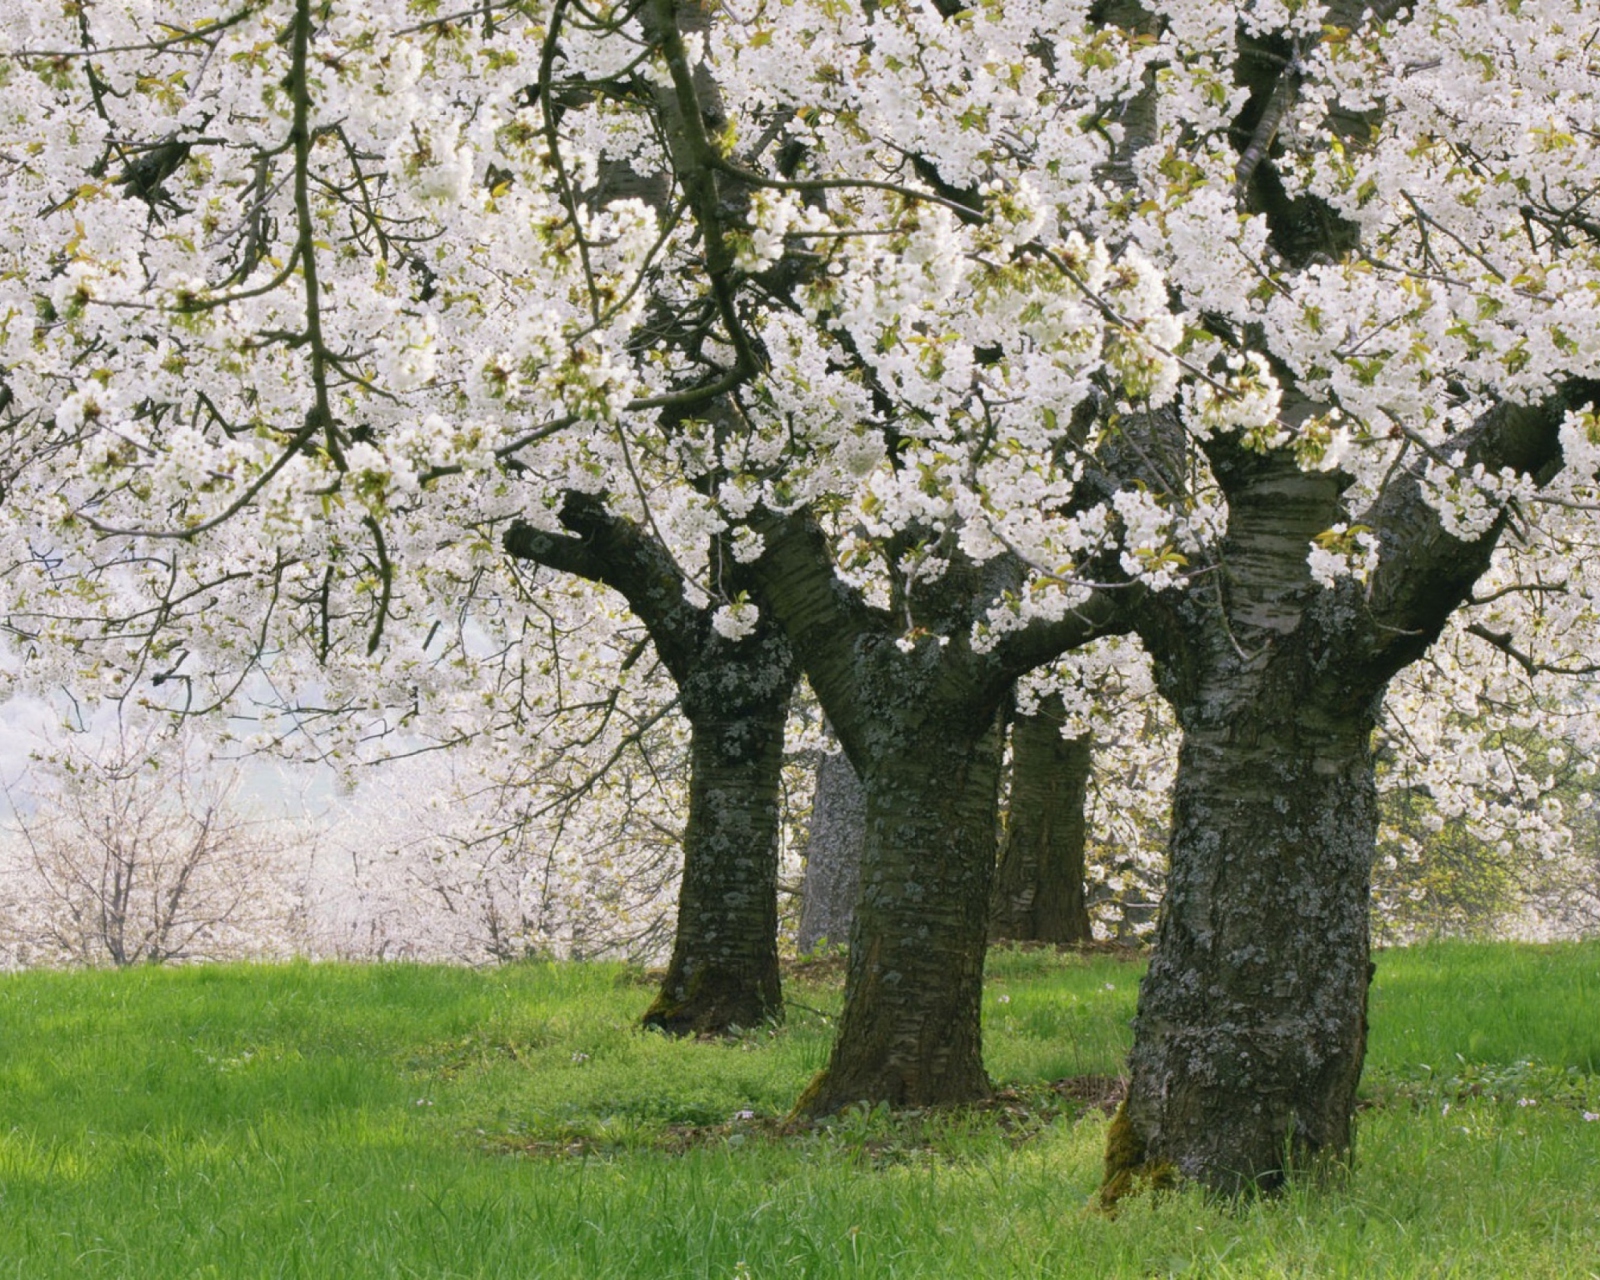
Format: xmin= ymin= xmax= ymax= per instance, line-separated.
xmin=1 ymin=941 xmax=1597 ymax=1277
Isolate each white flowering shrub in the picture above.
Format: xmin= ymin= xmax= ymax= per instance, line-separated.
xmin=1374 ymin=606 xmax=1600 ymax=942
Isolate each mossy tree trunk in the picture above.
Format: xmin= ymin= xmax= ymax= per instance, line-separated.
xmin=991 ymin=694 xmax=1094 ymax=946
xmin=506 ymin=493 xmax=796 ymax=1036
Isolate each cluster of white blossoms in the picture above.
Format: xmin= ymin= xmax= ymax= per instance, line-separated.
xmin=0 ymin=0 xmax=1594 ymax=834
xmin=1307 ymin=523 xmax=1382 ymax=590
xmin=710 ymin=599 xmax=762 ymax=643
xmin=1421 ymin=461 xmax=1542 ymax=543
xmin=1183 ymin=353 xmax=1284 ymax=446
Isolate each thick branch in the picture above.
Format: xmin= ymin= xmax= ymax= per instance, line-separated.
xmin=986 ymin=586 xmax=1137 ymax=683
xmin=747 ymin=511 xmax=893 ymax=771
xmin=1354 ymin=381 xmax=1600 ymax=676
xmin=636 ymin=0 xmax=760 ymax=383
xmin=287 ymin=0 xmax=341 ymax=467
xmin=504 ymin=491 xmax=708 ymax=683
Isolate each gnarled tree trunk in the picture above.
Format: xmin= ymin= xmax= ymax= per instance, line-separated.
xmin=991 ymin=694 xmax=1094 ymax=946
xmin=751 ymin=512 xmax=1130 ymax=1116
xmin=1107 ymin=438 xmax=1381 ymax=1197
xmin=1107 ymin=386 xmax=1593 ymax=1197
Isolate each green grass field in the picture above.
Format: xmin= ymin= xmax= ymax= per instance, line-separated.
xmin=1 ymin=941 xmax=1597 ymax=1278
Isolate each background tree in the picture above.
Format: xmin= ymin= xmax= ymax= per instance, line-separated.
xmin=1373 ymin=615 xmax=1600 ymax=944
xmin=796 ymin=735 xmax=866 ymax=957
xmin=0 ymin=719 xmax=307 ymax=967
xmin=297 ymin=689 xmax=693 ymax=965
xmin=990 ymin=692 xmax=1095 ymax=946
xmin=993 ymin=641 xmax=1172 ymax=947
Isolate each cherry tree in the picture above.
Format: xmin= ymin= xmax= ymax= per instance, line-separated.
xmin=505 ymin=496 xmax=798 ymax=1031
xmin=795 ymin=735 xmax=866 ymax=955
xmin=0 ymin=0 xmax=793 ymax=1029
xmin=992 ymin=693 xmax=1095 ymax=944
xmin=1081 ymin=0 xmax=1600 ymax=1195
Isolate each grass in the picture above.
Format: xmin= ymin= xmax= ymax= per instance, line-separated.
xmin=0 ymin=942 xmax=1595 ymax=1277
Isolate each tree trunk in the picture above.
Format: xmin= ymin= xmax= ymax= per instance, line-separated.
xmin=505 ymin=498 xmax=797 ymax=1038
xmin=1109 ymin=698 xmax=1376 ymax=1197
xmin=749 ymin=511 xmax=1132 ymax=1116
xmin=794 ymin=712 xmax=1004 ymax=1114
xmin=797 ymin=747 xmax=866 ymax=954
xmin=642 ymin=690 xmax=788 ymax=1035
xmin=991 ymin=695 xmax=1094 ymax=946
xmin=1109 ymin=439 xmax=1386 ymax=1199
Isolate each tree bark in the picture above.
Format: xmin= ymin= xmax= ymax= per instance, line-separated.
xmin=1111 ymin=663 xmax=1377 ymax=1196
xmin=991 ymin=694 xmax=1094 ymax=946
xmin=1107 ymin=385 xmax=1595 ymax=1197
xmin=505 ymin=496 xmax=796 ymax=1036
xmin=642 ymin=685 xmax=787 ymax=1034
xmin=797 ymin=746 xmax=866 ymax=955
xmin=795 ymin=709 xmax=1005 ymax=1113
xmin=1103 ymin=436 xmax=1379 ymax=1197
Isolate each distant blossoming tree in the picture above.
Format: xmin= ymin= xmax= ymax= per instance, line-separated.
xmin=1 ymin=720 xmax=306 ymax=966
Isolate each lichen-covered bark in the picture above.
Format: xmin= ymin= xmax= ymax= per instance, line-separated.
xmin=1080 ymin=0 xmax=1599 ymax=1200
xmin=643 ymin=685 xmax=787 ymax=1034
xmin=991 ymin=695 xmax=1093 ymax=946
xmin=797 ymin=747 xmax=866 ymax=955
xmin=1116 ymin=674 xmax=1376 ymax=1194
xmin=1105 ymin=435 xmax=1381 ymax=1196
xmin=1109 ymin=383 xmax=1595 ymax=1197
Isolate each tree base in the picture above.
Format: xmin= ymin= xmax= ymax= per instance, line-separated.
xmin=790 ymin=1063 xmax=991 ymax=1120
xmin=1099 ymin=1102 xmax=1178 ymax=1210
xmin=640 ymin=966 xmax=782 ymax=1037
